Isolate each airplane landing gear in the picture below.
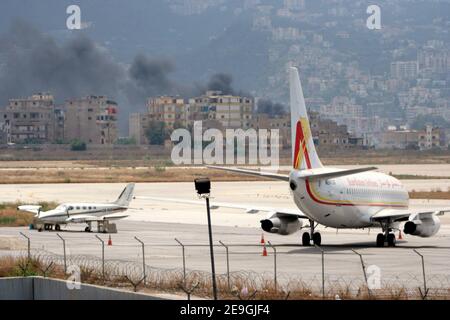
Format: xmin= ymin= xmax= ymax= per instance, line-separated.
xmin=302 ymin=220 xmax=322 ymax=246
xmin=387 ymin=233 xmax=396 ymax=247
xmin=376 ymin=220 xmax=396 ymax=247
xmin=312 ymin=232 xmax=322 ymax=246
xmin=302 ymin=232 xmax=310 ymax=246
xmin=55 ymin=224 xmax=61 ymax=231
xmin=376 ymin=233 xmax=384 ymax=247
xmin=376 ymin=233 xmax=396 ymax=247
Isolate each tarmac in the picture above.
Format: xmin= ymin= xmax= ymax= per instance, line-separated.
xmin=0 ymin=178 xmax=449 ymax=291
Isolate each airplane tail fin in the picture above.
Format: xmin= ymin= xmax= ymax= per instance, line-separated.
xmin=114 ymin=183 xmax=135 ymax=207
xmin=289 ymin=66 xmax=323 ymax=170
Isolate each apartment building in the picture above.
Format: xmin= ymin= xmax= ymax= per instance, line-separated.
xmin=130 ymin=91 xmax=254 ymax=145
xmin=188 ymin=91 xmax=253 ymax=129
xmin=0 ymin=93 xmax=62 ymax=144
xmin=147 ymin=96 xmax=187 ymax=129
xmin=64 ymin=95 xmax=118 ymax=145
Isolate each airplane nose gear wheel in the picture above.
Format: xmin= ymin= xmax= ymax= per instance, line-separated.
xmin=302 ymin=220 xmax=321 ymax=246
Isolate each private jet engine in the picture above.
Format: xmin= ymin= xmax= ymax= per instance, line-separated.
xmin=260 ymin=215 xmax=302 ymax=235
xmin=403 ymin=214 xmax=441 ymax=237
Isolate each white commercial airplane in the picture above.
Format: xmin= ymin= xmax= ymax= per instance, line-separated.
xmin=18 ymin=183 xmax=135 ymax=233
xmin=138 ymin=67 xmax=450 ymax=247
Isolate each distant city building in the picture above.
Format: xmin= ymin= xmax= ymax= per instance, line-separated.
xmin=249 ymin=113 xmax=291 ymax=148
xmin=0 ymin=93 xmax=62 ymax=144
xmin=129 ymin=91 xmax=253 ymax=145
xmin=64 ymin=96 xmax=118 ymax=145
xmin=147 ymin=96 xmax=187 ymax=130
xmin=377 ymin=125 xmax=446 ymax=150
xmin=128 ymin=112 xmax=150 ymax=146
xmin=390 ymin=61 xmax=418 ymax=80
xmin=188 ymin=91 xmax=253 ymax=129
xmin=417 ymin=125 xmax=444 ymax=150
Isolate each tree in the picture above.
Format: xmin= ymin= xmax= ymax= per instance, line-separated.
xmin=145 ymin=121 xmax=166 ymax=145
xmin=70 ymin=139 xmax=87 ymax=151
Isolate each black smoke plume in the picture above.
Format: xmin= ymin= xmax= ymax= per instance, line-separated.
xmin=206 ymin=73 xmax=234 ymax=95
xmin=0 ymin=20 xmax=125 ymax=103
xmin=257 ymin=99 xmax=286 ymax=116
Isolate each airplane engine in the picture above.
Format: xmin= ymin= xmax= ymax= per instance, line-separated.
xmin=403 ymin=215 xmax=440 ymax=237
xmin=260 ymin=216 xmax=302 ymax=235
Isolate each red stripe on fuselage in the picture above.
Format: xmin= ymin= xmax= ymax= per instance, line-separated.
xmin=304 ymin=180 xmax=407 ymax=208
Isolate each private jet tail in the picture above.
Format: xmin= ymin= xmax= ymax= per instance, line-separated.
xmin=114 ymin=183 xmax=135 ymax=207
xmin=290 ymin=67 xmax=323 ymax=171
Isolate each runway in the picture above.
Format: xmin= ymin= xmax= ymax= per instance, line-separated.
xmin=0 ymin=181 xmax=450 ymax=292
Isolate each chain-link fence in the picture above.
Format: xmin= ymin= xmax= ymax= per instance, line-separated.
xmin=7 ymin=232 xmax=450 ymax=300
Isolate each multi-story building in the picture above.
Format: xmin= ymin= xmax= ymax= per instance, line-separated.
xmin=390 ymin=61 xmax=418 ymax=80
xmin=130 ymin=91 xmax=253 ymax=145
xmin=0 ymin=93 xmax=62 ymax=144
xmin=64 ymin=96 xmax=118 ymax=145
xmin=129 ymin=112 xmax=151 ymax=145
xmin=147 ymin=96 xmax=187 ymax=129
xmin=249 ymin=113 xmax=291 ymax=148
xmin=418 ymin=125 xmax=444 ymax=150
xmin=188 ymin=91 xmax=253 ymax=129
xmin=377 ymin=129 xmax=419 ymax=149
xmin=309 ymin=111 xmax=352 ymax=147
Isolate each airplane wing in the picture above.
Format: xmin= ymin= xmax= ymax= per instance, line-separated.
xmin=207 ymin=165 xmax=378 ymax=181
xmin=134 ymin=195 xmax=308 ymax=219
xmin=17 ymin=205 xmax=42 ymax=215
xmin=65 ymin=214 xmax=129 ymax=223
xmin=371 ymin=207 xmax=450 ymax=222
xmin=207 ymin=165 xmax=289 ymax=181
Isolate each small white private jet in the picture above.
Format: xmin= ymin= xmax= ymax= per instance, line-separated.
xmin=137 ymin=67 xmax=450 ymax=247
xmin=19 ymin=183 xmax=135 ymax=233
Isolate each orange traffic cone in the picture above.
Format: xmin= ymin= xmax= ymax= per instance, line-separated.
xmin=108 ymin=235 xmax=112 ymax=246
xmin=262 ymin=245 xmax=268 ymax=257
xmin=398 ymin=230 xmax=403 ymax=240
xmin=260 ymin=233 xmax=265 ymax=244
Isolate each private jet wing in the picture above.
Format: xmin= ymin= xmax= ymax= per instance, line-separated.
xmin=134 ymin=196 xmax=308 ymax=219
xmin=17 ymin=205 xmax=42 ymax=215
xmin=65 ymin=214 xmax=129 ymax=223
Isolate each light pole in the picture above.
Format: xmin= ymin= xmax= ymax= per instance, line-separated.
xmin=194 ymin=177 xmax=217 ymax=300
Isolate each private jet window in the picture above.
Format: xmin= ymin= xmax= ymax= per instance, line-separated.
xmin=88 ymin=206 xmax=92 ymax=210
xmin=82 ymin=206 xmax=86 ymax=210
xmin=69 ymin=206 xmax=74 ymax=210
xmin=76 ymin=206 xmax=80 ymax=210
xmin=94 ymin=206 xmax=97 ymax=209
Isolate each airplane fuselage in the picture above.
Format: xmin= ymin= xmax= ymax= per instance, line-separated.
xmin=39 ymin=203 xmax=126 ymax=223
xmin=289 ymin=170 xmax=409 ymax=229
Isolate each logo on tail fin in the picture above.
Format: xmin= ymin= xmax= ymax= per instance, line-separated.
xmin=293 ymin=118 xmax=312 ymax=170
